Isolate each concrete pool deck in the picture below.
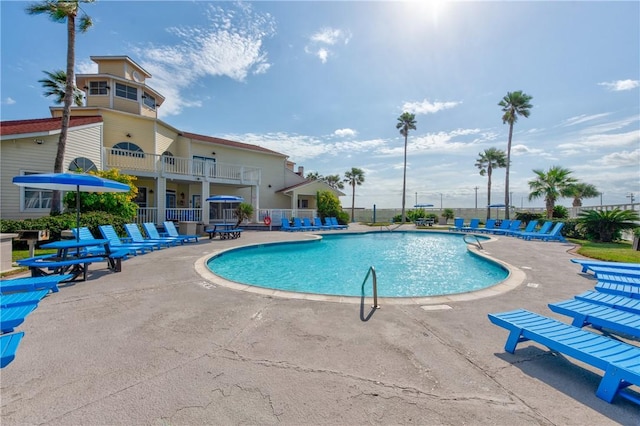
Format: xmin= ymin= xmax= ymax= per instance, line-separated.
xmin=2 ymin=224 xmax=638 ymax=425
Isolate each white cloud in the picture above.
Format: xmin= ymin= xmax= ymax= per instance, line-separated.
xmin=401 ymin=98 xmax=460 ymax=115
xmin=595 ymin=149 xmax=640 ymax=167
xmin=3 ymin=97 xmax=16 ymax=105
xmin=560 ymin=113 xmax=611 ymax=127
xmin=305 ymin=27 xmax=351 ymax=63
xmin=598 ymin=79 xmax=640 ymax=91
xmin=126 ymin=3 xmax=275 ymax=117
xmin=334 ymin=128 xmax=357 ymax=138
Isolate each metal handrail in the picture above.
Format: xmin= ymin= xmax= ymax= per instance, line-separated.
xmin=362 ymin=266 xmax=380 ymax=309
xmin=463 ymin=234 xmax=483 ymax=250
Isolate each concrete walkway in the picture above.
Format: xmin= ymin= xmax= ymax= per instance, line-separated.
xmin=2 ymin=225 xmax=638 ymax=425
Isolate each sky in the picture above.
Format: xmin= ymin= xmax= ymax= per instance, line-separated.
xmin=1 ymin=0 xmax=639 ymax=210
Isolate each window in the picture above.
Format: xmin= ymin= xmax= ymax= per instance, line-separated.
xmin=68 ymin=157 xmax=97 ymax=172
xmin=21 ymin=171 xmax=52 ymax=210
xmin=142 ymin=92 xmax=156 ymax=110
xmin=115 ymin=82 xmax=137 ymax=101
xmin=111 ymin=142 xmax=144 ymax=158
xmin=89 ymin=81 xmax=108 ymax=95
xmin=162 ymin=151 xmax=175 ymax=165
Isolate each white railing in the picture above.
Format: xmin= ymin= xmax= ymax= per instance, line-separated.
xmin=105 ymin=148 xmax=260 ymax=184
xmin=257 ymin=209 xmax=316 ymax=224
xmin=165 ymin=208 xmax=202 ymax=223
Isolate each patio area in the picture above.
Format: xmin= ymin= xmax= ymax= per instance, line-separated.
xmin=1 ymin=224 xmax=638 ymax=425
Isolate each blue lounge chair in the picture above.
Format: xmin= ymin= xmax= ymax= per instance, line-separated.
xmin=293 ymin=218 xmax=314 ymax=231
xmin=587 ymin=266 xmax=640 ymax=278
xmin=280 ymin=218 xmax=298 ymax=232
xmin=124 ymin=224 xmax=175 ymax=248
xmin=329 ymin=217 xmax=348 ymax=229
xmin=313 ymin=217 xmax=333 ymax=230
xmin=571 ymin=259 xmax=640 ymax=274
xmin=493 ymin=220 xmax=521 ymax=235
xmin=98 ymin=225 xmax=153 ymax=254
xmin=302 ymin=217 xmax=320 ymax=230
xmin=488 ymin=309 xmax=640 ymax=404
xmin=488 ymin=219 xmax=512 ymax=234
xmin=0 ymin=290 xmax=49 ymax=308
xmin=1 ymin=332 xmax=25 ymax=368
xmin=477 ymin=219 xmax=496 ymax=233
xmin=519 ymin=222 xmax=565 ymax=241
xmin=516 ymin=221 xmax=552 ymax=239
xmin=506 ymin=220 xmax=538 ymax=237
xmin=448 ymin=217 xmax=464 ymax=232
xmin=1 ymin=303 xmax=38 ymax=333
xmin=0 ymin=275 xmax=73 ymax=294
xmin=163 ymin=221 xmax=199 ymax=243
xmin=143 ymin=223 xmax=184 ymax=245
xmin=461 ymin=218 xmax=480 ymax=232
xmin=596 ymin=273 xmax=640 ymax=286
xmin=575 ymin=290 xmax=640 ymax=315
xmin=548 ymin=298 xmax=640 ymax=338
xmin=596 ymin=281 xmax=640 ymax=299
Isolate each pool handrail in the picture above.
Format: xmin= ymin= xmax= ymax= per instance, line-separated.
xmin=362 ymin=266 xmax=380 ymax=309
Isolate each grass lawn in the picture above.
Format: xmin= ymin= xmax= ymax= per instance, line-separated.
xmin=569 ymin=239 xmax=640 ymax=263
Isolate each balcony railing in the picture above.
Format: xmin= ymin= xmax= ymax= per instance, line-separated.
xmin=105 ymin=148 xmax=260 ymax=184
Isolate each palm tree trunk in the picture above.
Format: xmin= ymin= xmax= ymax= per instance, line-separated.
xmin=401 ymin=134 xmax=408 ymax=223
xmin=351 ymin=183 xmax=356 ymax=222
xmin=486 ymin=170 xmax=492 ymax=220
xmin=504 ymin=123 xmax=514 ymax=220
xmin=51 ymin=16 xmax=76 ymax=214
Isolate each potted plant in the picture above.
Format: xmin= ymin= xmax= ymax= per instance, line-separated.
xmin=440 ymin=208 xmax=455 ymax=225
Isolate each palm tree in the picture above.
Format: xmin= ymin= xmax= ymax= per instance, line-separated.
xmin=324 ymin=174 xmax=344 ymax=190
xmin=305 ymin=171 xmax=322 ymax=180
xmin=343 ymin=167 xmax=365 ymax=222
xmin=396 ymin=112 xmax=417 ymax=223
xmin=26 ymin=0 xmax=94 ymax=213
xmin=566 ymin=182 xmax=600 ymax=207
xmin=498 ymin=90 xmax=533 ymax=219
xmin=39 ymin=70 xmax=84 ymax=106
xmin=528 ymin=166 xmax=577 ymax=219
xmin=234 ymin=202 xmax=254 ymax=229
xmin=475 ymin=148 xmax=507 ymax=220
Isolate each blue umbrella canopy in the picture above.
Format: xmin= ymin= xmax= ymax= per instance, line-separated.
xmin=205 ymin=195 xmax=244 ymax=203
xmin=205 ymin=195 xmax=244 ymax=224
xmin=414 ymin=203 xmax=434 ymax=208
xmin=13 ymin=172 xmax=131 ymax=241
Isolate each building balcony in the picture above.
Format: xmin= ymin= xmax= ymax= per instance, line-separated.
xmin=104 ymin=148 xmax=261 ymax=184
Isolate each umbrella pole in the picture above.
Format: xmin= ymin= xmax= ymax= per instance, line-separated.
xmin=76 ymin=186 xmax=81 ymax=243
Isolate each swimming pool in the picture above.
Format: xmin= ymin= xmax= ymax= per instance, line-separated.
xmin=206 ymin=232 xmax=508 ymax=298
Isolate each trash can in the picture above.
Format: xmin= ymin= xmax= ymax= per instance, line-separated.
xmin=196 ymin=223 xmax=205 ymax=236
xmin=0 ymin=233 xmax=19 ymax=272
xmin=179 ymin=221 xmax=197 ymax=236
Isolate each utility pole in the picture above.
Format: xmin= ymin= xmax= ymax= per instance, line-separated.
xmin=627 ymin=192 xmax=636 ymax=206
xmin=474 ymin=186 xmax=479 ymax=209
xmin=415 ymin=192 xmax=418 ymax=207
xmin=439 ymin=193 xmax=443 ymax=210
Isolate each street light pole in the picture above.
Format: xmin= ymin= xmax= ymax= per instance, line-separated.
xmin=439 ymin=193 xmax=443 ymax=210
xmin=474 ymin=186 xmax=478 ymax=209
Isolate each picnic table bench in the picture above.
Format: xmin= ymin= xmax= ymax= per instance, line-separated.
xmin=206 ymin=224 xmax=244 ymax=240
xmin=17 ymin=242 xmax=130 ymax=282
xmin=415 ymin=218 xmax=435 ymax=226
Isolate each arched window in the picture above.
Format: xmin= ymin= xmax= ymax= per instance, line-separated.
xmin=111 ymin=142 xmax=144 ymax=158
xmin=68 ymin=157 xmax=97 ymax=172
xmin=162 ymin=150 xmax=175 ymax=165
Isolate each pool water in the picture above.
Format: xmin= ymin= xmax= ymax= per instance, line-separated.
xmin=207 ymin=232 xmax=508 ymax=298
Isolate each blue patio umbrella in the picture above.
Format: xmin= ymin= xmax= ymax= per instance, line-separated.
xmin=414 ymin=204 xmax=434 ymax=208
xmin=12 ymin=172 xmax=131 ymax=241
xmin=205 ymin=195 xmax=244 ymax=224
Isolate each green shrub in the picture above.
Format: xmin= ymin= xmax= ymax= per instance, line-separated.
xmin=577 ymin=208 xmax=639 ymax=242
xmin=560 ymin=218 xmax=585 ymax=239
xmin=515 ymin=211 xmax=544 ymax=224
xmin=552 ymin=205 xmax=569 ymax=219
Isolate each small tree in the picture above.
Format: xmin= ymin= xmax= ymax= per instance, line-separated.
xmin=63 ymin=169 xmax=138 ymax=220
xmin=317 ymin=190 xmax=342 ymax=220
xmin=442 ymin=208 xmax=455 ymax=223
xmin=577 ymin=209 xmax=639 ymax=243
xmin=234 ymin=202 xmax=254 ymax=228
